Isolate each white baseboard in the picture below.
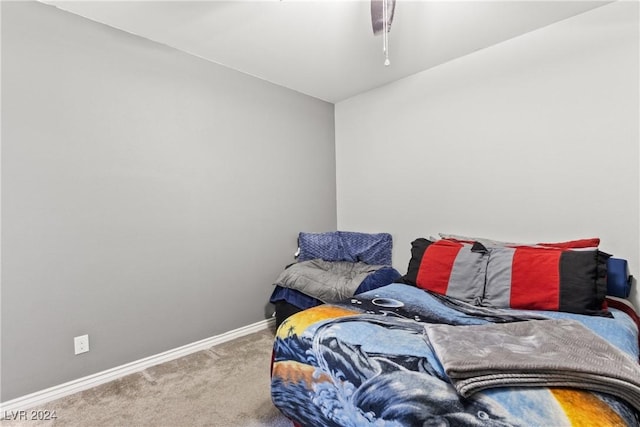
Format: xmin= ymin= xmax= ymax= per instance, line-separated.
xmin=0 ymin=318 xmax=275 ymax=416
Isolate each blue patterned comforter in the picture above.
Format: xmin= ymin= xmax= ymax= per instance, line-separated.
xmin=271 ymin=283 xmax=640 ymax=427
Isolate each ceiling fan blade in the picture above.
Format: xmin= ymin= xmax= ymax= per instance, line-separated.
xmin=371 ymin=0 xmax=396 ymax=35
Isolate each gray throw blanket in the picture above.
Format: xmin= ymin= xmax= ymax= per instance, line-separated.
xmin=425 ymin=319 xmax=640 ymax=412
xmin=274 ymin=259 xmax=384 ymax=303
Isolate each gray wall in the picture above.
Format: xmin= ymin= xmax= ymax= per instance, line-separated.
xmin=1 ymin=2 xmax=336 ymax=401
xmin=336 ymin=1 xmax=639 ymax=308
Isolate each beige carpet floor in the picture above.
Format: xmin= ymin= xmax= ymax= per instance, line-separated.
xmin=1 ymin=327 xmax=292 ymax=427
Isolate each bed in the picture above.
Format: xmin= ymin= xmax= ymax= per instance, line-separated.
xmin=270 ymin=235 xmax=640 ymax=426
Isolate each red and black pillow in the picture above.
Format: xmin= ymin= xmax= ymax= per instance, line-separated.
xmin=484 ymin=245 xmax=609 ymax=315
xmin=400 ymin=238 xmax=488 ymax=304
xmin=400 ymin=235 xmax=610 ymax=315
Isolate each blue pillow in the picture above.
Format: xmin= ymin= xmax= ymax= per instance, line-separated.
xmin=607 ymin=258 xmax=632 ymax=298
xmin=298 ymin=231 xmax=393 ymax=265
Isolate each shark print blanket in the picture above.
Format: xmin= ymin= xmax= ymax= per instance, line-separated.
xmin=270 ymin=283 xmax=640 ymax=427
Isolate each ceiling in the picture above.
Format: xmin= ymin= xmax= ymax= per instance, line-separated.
xmin=41 ymin=0 xmax=610 ymax=103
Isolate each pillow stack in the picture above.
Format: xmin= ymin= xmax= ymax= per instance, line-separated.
xmin=400 ymin=234 xmax=610 ymax=316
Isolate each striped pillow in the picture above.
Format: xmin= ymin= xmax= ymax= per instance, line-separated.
xmin=484 ymin=246 xmax=610 ymax=315
xmin=401 ymin=238 xmax=488 ymax=303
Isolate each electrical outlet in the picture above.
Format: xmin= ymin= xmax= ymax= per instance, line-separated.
xmin=74 ymin=335 xmax=89 ymax=355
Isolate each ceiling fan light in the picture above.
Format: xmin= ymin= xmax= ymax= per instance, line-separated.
xmin=371 ymin=0 xmax=396 ymax=66
xmin=371 ymin=0 xmax=396 ymax=35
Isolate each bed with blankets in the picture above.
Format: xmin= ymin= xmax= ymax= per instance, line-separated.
xmin=270 ymin=234 xmax=639 ymax=427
